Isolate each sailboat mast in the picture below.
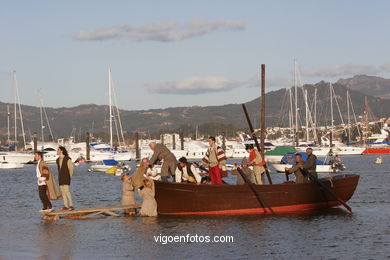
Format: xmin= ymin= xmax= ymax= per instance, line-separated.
xmin=7 ymin=105 xmax=10 ymax=146
xmin=109 ymin=68 xmax=113 ymax=148
xmin=294 ymin=60 xmax=298 ymax=146
xmin=314 ymin=87 xmax=317 ymax=144
xmin=364 ymin=96 xmax=369 ymax=143
xmin=347 ymin=90 xmax=351 ymax=144
xmin=330 ymin=82 xmax=334 ymax=148
xmin=39 ymin=91 xmax=45 ymax=142
xmin=289 ymin=88 xmax=294 ymax=143
xmin=314 ymin=87 xmax=317 ymax=130
xmin=13 ymin=71 xmax=17 ymax=150
xmin=305 ymin=89 xmax=309 ymax=143
xmin=15 ymin=72 xmax=27 ymax=149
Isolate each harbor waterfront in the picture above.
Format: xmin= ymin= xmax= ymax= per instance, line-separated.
xmin=0 ymin=155 xmax=388 ymax=259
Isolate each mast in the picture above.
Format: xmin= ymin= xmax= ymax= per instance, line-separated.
xmin=305 ymin=89 xmax=309 ymax=143
xmin=13 ymin=71 xmax=27 ymax=149
xmin=330 ymin=82 xmax=334 ymax=149
xmin=289 ymin=88 xmax=294 ymax=143
xmin=314 ymin=87 xmax=317 ymax=131
xmin=314 ymin=87 xmax=318 ymax=144
xmin=13 ymin=72 xmax=17 ymax=150
xmin=364 ymin=96 xmax=369 ymax=143
xmin=7 ymin=105 xmax=10 ymax=147
xmin=294 ymin=60 xmax=298 ymax=146
xmin=108 ymin=68 xmax=113 ymax=148
xmin=347 ymin=90 xmax=350 ymax=144
xmin=260 ymin=64 xmax=265 ymax=154
xmin=39 ymin=91 xmax=45 ymax=142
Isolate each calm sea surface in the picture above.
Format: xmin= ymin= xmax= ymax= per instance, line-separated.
xmin=0 ymin=155 xmax=389 ymax=259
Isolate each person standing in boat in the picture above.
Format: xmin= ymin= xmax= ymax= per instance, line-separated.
xmin=56 ymin=146 xmax=75 ymax=211
xmin=139 ymin=179 xmax=158 ymax=217
xmin=35 ymin=151 xmax=62 ymax=213
xmin=232 ymin=157 xmax=253 ymax=185
xmin=202 ymin=136 xmax=227 ymax=185
xmin=148 ymin=142 xmax=177 ymax=182
xmin=245 ymin=144 xmax=266 ymax=184
xmin=300 ymin=148 xmax=318 ymax=180
xmin=285 ymin=153 xmax=308 ymax=183
xmin=175 ymin=157 xmax=202 ymax=184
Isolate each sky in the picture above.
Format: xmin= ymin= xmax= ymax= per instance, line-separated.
xmin=0 ymin=0 xmax=389 ymax=110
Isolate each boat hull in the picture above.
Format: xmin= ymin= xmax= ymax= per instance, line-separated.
xmin=155 ymin=174 xmax=359 ymax=215
xmin=363 ymin=148 xmax=390 ymax=154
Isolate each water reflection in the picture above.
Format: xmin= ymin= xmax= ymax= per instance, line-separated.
xmin=37 ymin=221 xmax=76 ymax=259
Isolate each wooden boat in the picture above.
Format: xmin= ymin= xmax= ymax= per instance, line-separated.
xmin=155 ymin=174 xmax=359 ymax=215
xmin=363 ymin=147 xmax=390 ymax=154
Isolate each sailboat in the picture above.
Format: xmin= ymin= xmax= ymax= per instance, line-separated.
xmin=1 ymin=71 xmax=32 ymax=165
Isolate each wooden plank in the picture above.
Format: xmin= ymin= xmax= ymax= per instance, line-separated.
xmin=102 ymin=210 xmax=121 ymax=217
xmin=41 ymin=204 xmax=141 ymax=216
xmin=78 ymin=211 xmax=105 ymax=219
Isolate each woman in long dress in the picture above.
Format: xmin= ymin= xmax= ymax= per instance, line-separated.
xmin=139 ymin=179 xmax=157 ymax=217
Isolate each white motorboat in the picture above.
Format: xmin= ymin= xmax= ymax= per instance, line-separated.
xmin=332 ymin=146 xmax=365 ymax=155
xmin=0 ymin=162 xmax=24 ymax=169
xmin=88 ymin=160 xmax=130 ymax=175
xmin=272 ymin=163 xmax=339 ymax=173
xmin=270 ymin=152 xmax=346 ymax=173
xmin=295 ymin=146 xmax=330 ymax=156
xmin=0 ymin=152 xmax=34 ymax=164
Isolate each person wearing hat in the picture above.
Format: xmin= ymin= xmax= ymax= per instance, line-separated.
xmin=232 ymin=157 xmax=254 ymax=185
xmin=175 ymin=157 xmax=201 ymax=184
xmin=245 ymin=144 xmax=266 ymax=185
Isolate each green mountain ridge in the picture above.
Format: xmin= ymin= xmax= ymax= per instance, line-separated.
xmin=0 ymin=75 xmax=389 ymax=141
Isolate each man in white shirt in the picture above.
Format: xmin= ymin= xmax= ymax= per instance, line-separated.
xmin=175 ymin=157 xmax=201 ymax=184
xmin=36 ymin=152 xmax=60 ymax=213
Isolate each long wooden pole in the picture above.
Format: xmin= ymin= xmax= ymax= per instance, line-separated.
xmin=260 ymin=64 xmax=265 ymax=155
xmin=302 ymin=169 xmax=352 ymax=213
xmin=237 ymin=167 xmax=274 ymax=214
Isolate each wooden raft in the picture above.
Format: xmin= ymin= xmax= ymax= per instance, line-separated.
xmin=40 ymin=204 xmax=141 ymax=220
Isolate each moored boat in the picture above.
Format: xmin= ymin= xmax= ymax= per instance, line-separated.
xmin=363 ymin=147 xmax=390 ymax=154
xmin=0 ymin=162 xmax=24 ymax=169
xmin=154 ymin=174 xmax=359 ymax=215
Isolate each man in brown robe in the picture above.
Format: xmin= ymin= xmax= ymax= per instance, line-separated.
xmin=35 ymin=152 xmax=61 ymax=213
xmin=148 ymin=142 xmax=177 ymax=182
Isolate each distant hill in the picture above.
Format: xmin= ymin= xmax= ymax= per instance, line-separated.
xmin=337 ymin=75 xmax=390 ymax=99
xmin=1 ymin=76 xmax=389 ymax=141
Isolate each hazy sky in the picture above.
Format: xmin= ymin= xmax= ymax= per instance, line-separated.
xmin=1 ymin=0 xmax=389 ymax=110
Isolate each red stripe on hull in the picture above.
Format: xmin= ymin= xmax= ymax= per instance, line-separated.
xmin=159 ymin=201 xmax=340 ymax=215
xmin=363 ymin=148 xmax=390 ymax=154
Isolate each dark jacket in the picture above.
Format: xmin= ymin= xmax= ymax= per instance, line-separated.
xmin=303 ymin=154 xmax=317 ymax=173
xmin=149 ymin=144 xmax=176 ymax=165
xmin=56 ymin=156 xmax=71 ymax=185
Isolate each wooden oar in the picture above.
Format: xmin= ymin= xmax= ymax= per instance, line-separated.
xmin=284 ymin=169 xmax=290 ymax=181
xmin=236 ymin=167 xmax=274 ymax=215
xmin=302 ymin=169 xmax=352 ymax=213
xmin=242 ymin=104 xmax=272 ymax=184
